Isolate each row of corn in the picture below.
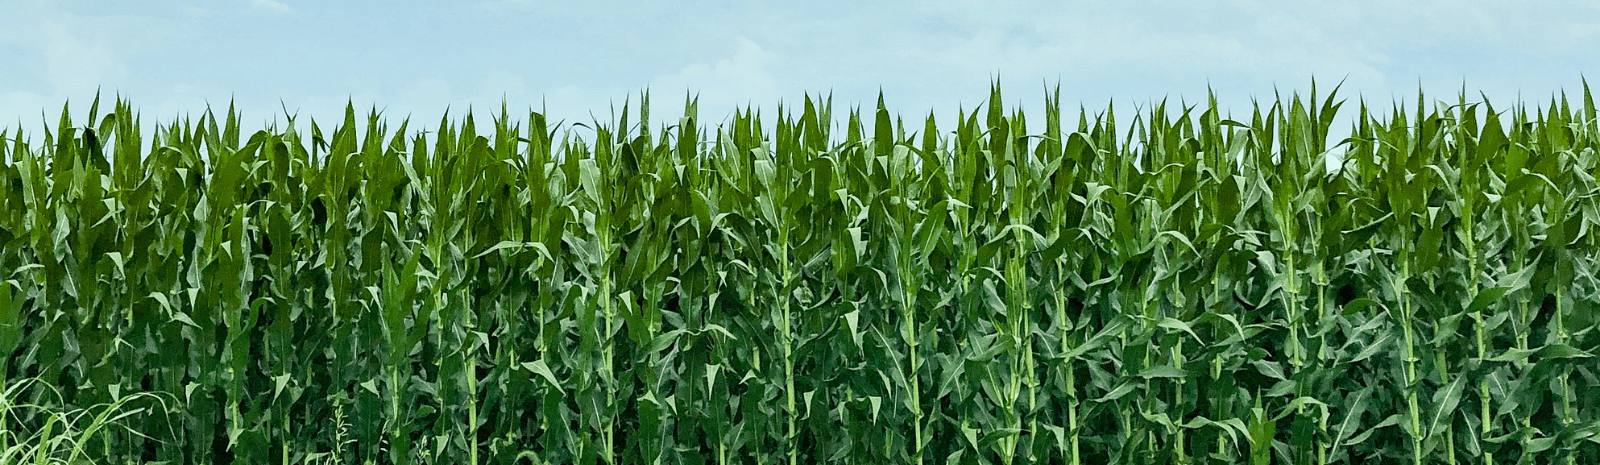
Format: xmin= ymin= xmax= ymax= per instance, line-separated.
xmin=0 ymin=83 xmax=1597 ymax=464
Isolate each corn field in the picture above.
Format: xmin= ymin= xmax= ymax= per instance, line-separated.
xmin=1 ymin=83 xmax=1598 ymax=465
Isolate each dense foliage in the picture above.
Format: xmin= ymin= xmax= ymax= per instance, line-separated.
xmin=1 ymin=83 xmax=1598 ymax=465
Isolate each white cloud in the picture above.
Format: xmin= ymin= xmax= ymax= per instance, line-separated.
xmin=477 ymin=0 xmax=534 ymax=10
xmin=248 ymin=0 xmax=291 ymax=15
xmin=396 ymin=77 xmax=456 ymax=114
xmin=0 ymin=90 xmax=53 ymax=143
xmin=0 ymin=4 xmax=137 ymax=95
xmin=648 ymin=38 xmax=778 ymax=122
xmin=0 ymin=1 xmax=168 ymax=140
xmin=39 ymin=23 xmax=127 ymax=94
xmin=474 ymin=71 xmax=529 ymax=108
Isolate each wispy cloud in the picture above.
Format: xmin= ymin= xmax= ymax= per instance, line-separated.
xmin=648 ymin=38 xmax=778 ymax=120
xmin=248 ymin=0 xmax=291 ymax=15
xmin=475 ymin=0 xmax=535 ymax=11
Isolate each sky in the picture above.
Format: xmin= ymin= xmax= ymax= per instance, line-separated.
xmin=2 ymin=0 xmax=1597 ymax=149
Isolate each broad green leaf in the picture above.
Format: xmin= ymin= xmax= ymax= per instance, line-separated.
xmin=520 ymin=360 xmax=564 ymax=395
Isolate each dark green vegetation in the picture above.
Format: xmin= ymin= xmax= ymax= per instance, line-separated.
xmin=1 ymin=82 xmax=1598 ymax=465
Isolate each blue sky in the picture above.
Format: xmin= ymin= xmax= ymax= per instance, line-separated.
xmin=2 ymin=0 xmax=1597 ymax=144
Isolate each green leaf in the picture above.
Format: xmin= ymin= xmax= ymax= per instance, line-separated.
xmin=1157 ymin=317 xmax=1202 ymax=344
xmin=520 ymin=360 xmax=565 ymax=395
xmin=1251 ymin=359 xmax=1286 ymax=380
xmin=471 ymin=240 xmax=551 ymax=260
xmin=1427 ymin=375 xmax=1467 ymax=438
xmin=1535 ymin=343 xmax=1593 ymax=359
xmin=1094 ymin=381 xmax=1141 ymax=402
xmin=1138 ymin=365 xmax=1188 ymax=379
